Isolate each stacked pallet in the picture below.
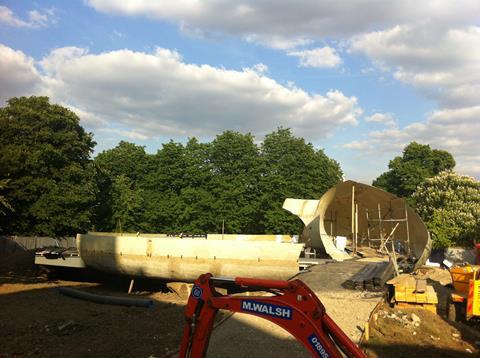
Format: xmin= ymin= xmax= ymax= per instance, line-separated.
xmin=344 ymin=261 xmax=393 ymax=291
xmin=387 ymin=274 xmax=438 ymax=313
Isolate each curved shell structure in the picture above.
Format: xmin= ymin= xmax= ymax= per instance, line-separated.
xmin=77 ymin=233 xmax=303 ymax=281
xmin=283 ymin=180 xmax=431 ymax=267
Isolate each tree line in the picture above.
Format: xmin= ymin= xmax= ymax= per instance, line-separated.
xmin=0 ymin=97 xmax=478 ymax=248
xmin=0 ymin=97 xmax=342 ymax=237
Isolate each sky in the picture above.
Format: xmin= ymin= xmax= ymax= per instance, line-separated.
xmin=0 ymin=1 xmax=479 ymax=183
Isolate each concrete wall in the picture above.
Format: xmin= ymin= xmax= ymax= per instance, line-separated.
xmin=444 ymin=247 xmax=476 ymax=264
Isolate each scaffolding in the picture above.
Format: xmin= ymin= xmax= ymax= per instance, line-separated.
xmin=365 ymin=200 xmax=411 ymax=256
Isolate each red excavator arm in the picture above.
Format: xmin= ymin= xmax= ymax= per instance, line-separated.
xmin=179 ymin=273 xmax=367 ymax=358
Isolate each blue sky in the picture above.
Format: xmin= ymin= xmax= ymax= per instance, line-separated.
xmin=1 ymin=1 xmax=479 ymax=182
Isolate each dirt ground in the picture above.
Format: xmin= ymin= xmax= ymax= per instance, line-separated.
xmin=363 ymin=303 xmax=479 ymax=357
xmin=362 ymin=266 xmax=480 ymax=357
xmin=2 ymin=253 xmax=480 ymax=357
xmin=0 ymin=251 xmax=193 ymax=358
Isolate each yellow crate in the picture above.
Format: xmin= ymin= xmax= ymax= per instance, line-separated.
xmin=450 ymin=266 xmax=477 ymax=295
xmin=472 ymin=279 xmax=480 ymax=316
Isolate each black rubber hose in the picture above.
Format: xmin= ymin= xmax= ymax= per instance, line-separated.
xmin=58 ymin=286 xmax=154 ymax=308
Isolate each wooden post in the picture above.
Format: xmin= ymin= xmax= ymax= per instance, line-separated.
xmin=391 ymin=241 xmax=399 ymax=276
xmin=128 ymin=279 xmax=135 ymax=294
xmin=364 ymin=322 xmax=370 ymax=342
xmin=222 ymin=219 xmax=225 ymax=240
xmin=352 ymin=184 xmax=356 ymax=255
xmin=366 ymin=209 xmax=371 ymax=248
xmin=355 ymin=203 xmax=359 ymax=253
xmin=378 ymin=203 xmax=384 ymax=252
xmin=404 ymin=201 xmax=411 ymax=255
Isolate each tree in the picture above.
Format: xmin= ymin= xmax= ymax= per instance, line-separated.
xmin=0 ymin=96 xmax=96 ymax=236
xmin=93 ymin=141 xmax=151 ymax=231
xmin=373 ymin=142 xmax=455 ymax=199
xmin=111 ymin=175 xmax=145 ymax=232
xmin=258 ymin=128 xmax=343 ymax=233
xmin=412 ymin=171 xmax=480 ymax=248
xmin=137 ymin=138 xmax=215 ymax=234
xmin=0 ymin=179 xmax=13 ymax=215
xmin=95 ymin=141 xmax=150 ymax=182
xmin=209 ymin=131 xmax=261 ymax=233
xmin=174 ymin=138 xmax=216 ymax=233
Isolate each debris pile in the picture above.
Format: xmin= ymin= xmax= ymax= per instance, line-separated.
xmin=375 ymin=310 xmax=422 ymax=332
xmin=364 ymin=304 xmax=479 ymax=357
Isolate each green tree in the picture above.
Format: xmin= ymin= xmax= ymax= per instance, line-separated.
xmin=258 ymin=128 xmax=343 ymax=233
xmin=139 ymin=141 xmax=187 ymax=232
xmin=0 ymin=179 xmax=13 ymax=215
xmin=0 ymin=96 xmax=96 ymax=236
xmin=140 ymin=138 xmax=215 ymax=234
xmin=209 ymin=131 xmax=261 ymax=233
xmin=93 ymin=141 xmax=150 ymax=231
xmin=373 ymin=142 xmax=455 ymax=199
xmin=111 ymin=175 xmax=145 ymax=232
xmin=175 ymin=138 xmax=216 ymax=233
xmin=94 ymin=141 xmax=150 ymax=182
xmin=412 ymin=171 xmax=480 ymax=248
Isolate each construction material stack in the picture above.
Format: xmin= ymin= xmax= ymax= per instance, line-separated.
xmin=388 ymin=274 xmax=438 ymax=313
xmin=344 ymin=261 xmax=392 ymax=291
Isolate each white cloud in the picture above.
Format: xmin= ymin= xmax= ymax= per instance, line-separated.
xmin=40 ymin=47 xmax=89 ymax=75
xmin=343 ymin=106 xmax=480 ymax=177
xmin=249 ymin=63 xmax=269 ymax=75
xmin=244 ymin=35 xmax=313 ymax=50
xmin=348 ymin=22 xmax=480 ymax=178
xmin=113 ymin=30 xmax=124 ymax=38
xmin=342 ymin=141 xmax=373 ymax=151
xmin=0 ymin=44 xmax=43 ymax=101
xmin=287 ymin=47 xmax=341 ymax=68
xmin=5 ymin=0 xmax=480 ymax=176
xmin=86 ymin=1 xmax=480 ymax=43
xmin=0 ymin=5 xmax=56 ymax=28
xmin=109 ymin=129 xmax=150 ymax=141
xmin=61 ymin=104 xmax=106 ymax=129
xmin=351 ymin=24 xmax=480 ymax=109
xmin=365 ymin=112 xmax=395 ymax=126
xmin=0 ymin=44 xmax=362 ymax=141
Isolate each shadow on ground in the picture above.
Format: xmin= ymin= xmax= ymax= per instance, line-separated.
xmin=0 ymin=283 xmax=187 ymax=358
xmin=363 ymin=343 xmax=474 ymax=358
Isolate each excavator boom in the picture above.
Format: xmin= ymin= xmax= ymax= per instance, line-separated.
xmin=179 ymin=273 xmax=367 ymax=358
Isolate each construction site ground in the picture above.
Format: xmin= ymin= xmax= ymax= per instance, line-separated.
xmin=1 ymin=251 xmax=480 ymax=357
xmin=207 ymin=260 xmax=384 ymax=356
